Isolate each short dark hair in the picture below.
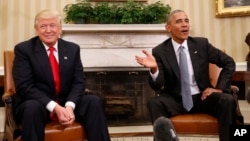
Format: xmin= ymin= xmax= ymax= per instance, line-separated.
xmin=166 ymin=9 xmax=185 ymax=24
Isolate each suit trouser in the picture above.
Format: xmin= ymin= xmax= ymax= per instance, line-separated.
xmin=147 ymin=93 xmax=236 ymax=141
xmin=14 ymin=95 xmax=111 ymax=141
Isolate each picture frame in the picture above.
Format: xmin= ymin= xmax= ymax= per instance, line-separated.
xmin=89 ymin=0 xmax=147 ymax=2
xmin=215 ymin=0 xmax=250 ymax=18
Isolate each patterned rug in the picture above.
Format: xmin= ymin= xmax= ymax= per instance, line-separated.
xmin=111 ymin=136 xmax=219 ymax=141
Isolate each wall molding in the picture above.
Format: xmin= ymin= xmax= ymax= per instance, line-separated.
xmin=0 ymin=62 xmax=246 ymax=76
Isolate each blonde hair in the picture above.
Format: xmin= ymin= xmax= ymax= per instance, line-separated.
xmin=34 ymin=9 xmax=61 ymax=27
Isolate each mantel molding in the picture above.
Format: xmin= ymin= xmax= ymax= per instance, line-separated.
xmin=60 ymin=24 xmax=247 ymax=72
xmin=62 ymin=24 xmax=167 ymax=32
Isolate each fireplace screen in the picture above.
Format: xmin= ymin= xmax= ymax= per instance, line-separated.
xmin=85 ymin=70 xmax=155 ymax=126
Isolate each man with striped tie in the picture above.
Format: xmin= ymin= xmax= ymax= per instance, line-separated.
xmin=135 ymin=9 xmax=237 ymax=141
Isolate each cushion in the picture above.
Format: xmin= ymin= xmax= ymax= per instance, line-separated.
xmin=170 ymin=114 xmax=219 ymax=135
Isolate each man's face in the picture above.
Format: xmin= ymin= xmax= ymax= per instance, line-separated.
xmin=35 ymin=17 xmax=62 ymax=47
xmin=165 ymin=12 xmax=190 ymax=44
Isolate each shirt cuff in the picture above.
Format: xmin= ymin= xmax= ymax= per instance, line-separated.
xmin=65 ymin=101 xmax=76 ymax=110
xmin=150 ymin=69 xmax=159 ymax=81
xmin=46 ymin=101 xmax=57 ymax=112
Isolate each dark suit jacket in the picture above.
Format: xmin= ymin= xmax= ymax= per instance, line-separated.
xmin=12 ymin=36 xmax=86 ymax=108
xmin=149 ymin=37 xmax=235 ymax=99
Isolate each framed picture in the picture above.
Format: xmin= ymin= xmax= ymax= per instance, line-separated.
xmin=89 ymin=0 xmax=147 ymax=2
xmin=215 ymin=0 xmax=250 ymax=18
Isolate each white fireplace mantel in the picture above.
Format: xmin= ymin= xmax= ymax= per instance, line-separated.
xmin=61 ymin=24 xmax=246 ymax=71
xmin=61 ymin=24 xmax=169 ymax=71
xmin=62 ymin=24 xmax=166 ymax=32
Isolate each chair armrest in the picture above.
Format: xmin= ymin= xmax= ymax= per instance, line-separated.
xmin=84 ymin=88 xmax=94 ymax=95
xmin=230 ymin=85 xmax=244 ymax=125
xmin=2 ymin=92 xmax=19 ymax=134
xmin=2 ymin=90 xmax=15 ymax=102
xmin=230 ymin=85 xmax=239 ymax=95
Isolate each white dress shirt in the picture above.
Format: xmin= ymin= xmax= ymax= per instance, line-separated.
xmin=150 ymin=39 xmax=200 ymax=95
xmin=42 ymin=42 xmax=75 ymax=112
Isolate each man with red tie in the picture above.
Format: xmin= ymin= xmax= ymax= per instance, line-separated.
xmin=12 ymin=9 xmax=111 ymax=141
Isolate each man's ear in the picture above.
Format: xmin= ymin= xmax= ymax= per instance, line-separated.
xmin=165 ymin=24 xmax=170 ymax=33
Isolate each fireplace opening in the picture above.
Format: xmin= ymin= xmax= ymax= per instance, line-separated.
xmin=85 ymin=70 xmax=155 ymax=126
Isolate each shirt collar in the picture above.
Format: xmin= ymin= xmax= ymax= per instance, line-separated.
xmin=172 ymin=39 xmax=188 ymax=53
xmin=43 ymin=42 xmax=58 ymax=52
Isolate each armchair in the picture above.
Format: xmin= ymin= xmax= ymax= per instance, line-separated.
xmin=169 ymin=63 xmax=244 ymax=135
xmin=2 ymin=51 xmax=86 ymax=141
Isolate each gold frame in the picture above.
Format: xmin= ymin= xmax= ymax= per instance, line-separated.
xmin=89 ymin=0 xmax=147 ymax=2
xmin=215 ymin=0 xmax=250 ymax=18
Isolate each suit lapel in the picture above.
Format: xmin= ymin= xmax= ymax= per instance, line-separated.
xmin=163 ymin=41 xmax=180 ymax=79
xmin=57 ymin=39 xmax=69 ymax=91
xmin=163 ymin=38 xmax=201 ymax=80
xmin=34 ymin=39 xmax=55 ymax=89
xmin=187 ymin=39 xmax=200 ymax=79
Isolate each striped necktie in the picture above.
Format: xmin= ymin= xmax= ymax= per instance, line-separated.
xmin=179 ymin=46 xmax=193 ymax=111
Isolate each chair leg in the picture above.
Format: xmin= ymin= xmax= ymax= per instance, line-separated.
xmin=2 ymin=135 xmax=8 ymax=141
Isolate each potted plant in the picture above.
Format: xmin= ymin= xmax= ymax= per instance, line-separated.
xmin=93 ymin=2 xmax=117 ymax=24
xmin=116 ymin=0 xmax=145 ymax=24
xmin=141 ymin=1 xmax=171 ymax=24
xmin=63 ymin=0 xmax=93 ymax=24
xmin=63 ymin=0 xmax=171 ymax=24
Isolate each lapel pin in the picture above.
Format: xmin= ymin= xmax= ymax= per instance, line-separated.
xmin=64 ymin=56 xmax=68 ymax=60
xmin=194 ymin=51 xmax=198 ymax=54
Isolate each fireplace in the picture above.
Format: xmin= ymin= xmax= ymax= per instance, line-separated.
xmin=61 ymin=24 xmax=168 ymax=126
xmin=85 ymin=70 xmax=155 ymax=126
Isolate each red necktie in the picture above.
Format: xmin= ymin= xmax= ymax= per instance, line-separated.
xmin=48 ymin=47 xmax=60 ymax=95
xmin=48 ymin=47 xmax=60 ymax=121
